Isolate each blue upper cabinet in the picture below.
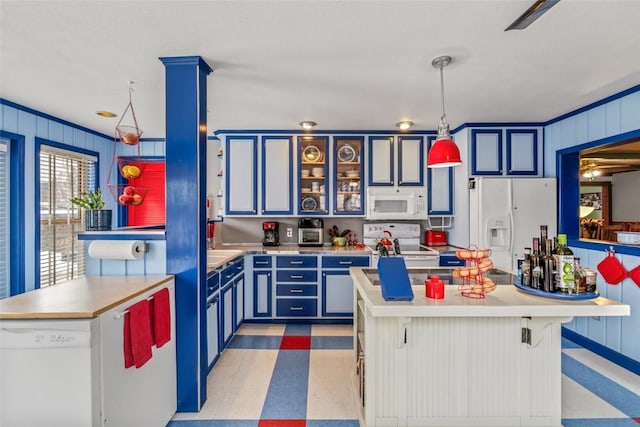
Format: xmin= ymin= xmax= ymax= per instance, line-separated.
xmin=261 ymin=136 xmax=293 ymax=215
xmin=299 ymin=136 xmax=329 ymax=215
xmin=397 ymin=136 xmax=424 ymax=186
xmin=427 ymin=136 xmax=454 ymax=215
xmin=333 ymin=136 xmax=364 ymax=216
xmin=225 ymin=136 xmax=257 ymax=214
xmin=471 ymin=128 xmax=540 ymax=176
xmin=368 ymin=135 xmax=424 ymax=186
xmin=471 ymin=129 xmax=503 ymax=175
xmin=506 ymin=129 xmax=538 ymax=175
xmin=368 ymin=136 xmax=394 ymax=186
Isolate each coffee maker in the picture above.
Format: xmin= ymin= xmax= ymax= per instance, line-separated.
xmin=262 ymin=221 xmax=280 ymax=246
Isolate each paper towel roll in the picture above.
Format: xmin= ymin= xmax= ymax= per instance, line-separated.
xmin=88 ymin=240 xmax=146 ymax=260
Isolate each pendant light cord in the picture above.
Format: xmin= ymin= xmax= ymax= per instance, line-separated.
xmin=439 ymin=62 xmax=446 ymax=121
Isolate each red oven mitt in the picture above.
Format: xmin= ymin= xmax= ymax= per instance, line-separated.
xmin=597 ymin=249 xmax=627 ymax=285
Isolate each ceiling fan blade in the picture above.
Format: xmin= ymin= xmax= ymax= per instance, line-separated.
xmin=505 ymin=0 xmax=560 ymax=31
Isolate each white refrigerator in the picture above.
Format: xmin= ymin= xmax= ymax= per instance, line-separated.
xmin=469 ymin=177 xmax=557 ymax=273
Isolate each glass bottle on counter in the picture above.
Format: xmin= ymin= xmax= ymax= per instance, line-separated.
xmin=573 ymin=257 xmax=585 ymax=294
xmin=542 ymin=239 xmax=556 ymax=292
xmin=531 ymin=238 xmax=542 ymax=289
xmin=521 ymin=247 xmax=532 ymax=287
xmin=554 ymin=233 xmax=574 ymax=293
xmin=540 ymin=225 xmax=549 ymax=255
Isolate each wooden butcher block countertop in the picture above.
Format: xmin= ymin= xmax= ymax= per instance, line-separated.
xmin=0 ymin=275 xmax=173 ymax=320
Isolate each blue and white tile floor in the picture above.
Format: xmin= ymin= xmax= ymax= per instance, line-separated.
xmin=168 ymin=324 xmax=640 ymax=427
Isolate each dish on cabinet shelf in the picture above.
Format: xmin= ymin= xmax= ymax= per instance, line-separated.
xmin=303 ymin=145 xmax=323 ymax=163
xmin=301 ymin=188 xmax=312 ymax=193
xmin=338 ymin=144 xmax=357 ymax=162
xmin=301 ymin=196 xmax=318 ymax=211
xmin=344 ymin=170 xmax=359 ymax=178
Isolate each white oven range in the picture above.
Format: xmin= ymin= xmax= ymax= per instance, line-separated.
xmin=363 ymin=222 xmax=439 ymax=267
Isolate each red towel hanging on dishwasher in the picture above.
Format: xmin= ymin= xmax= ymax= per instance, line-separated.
xmin=151 ymin=287 xmax=171 ymax=348
xmin=123 ymin=298 xmax=153 ymax=369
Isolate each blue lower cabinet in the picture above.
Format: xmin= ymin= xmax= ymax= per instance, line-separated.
xmin=276 ymin=298 xmax=318 ymax=317
xmin=234 ymin=274 xmax=244 ymax=332
xmin=276 ymin=270 xmax=317 ymax=282
xmin=252 ymin=270 xmax=272 ymax=317
xmin=321 ymin=271 xmax=354 ymax=317
xmin=276 ymin=284 xmax=317 ymax=297
xmin=439 ymin=255 xmax=465 ymax=267
xmin=220 ymin=284 xmax=235 ymax=347
xmin=276 ymin=256 xmax=318 ymax=268
xmin=206 ymin=294 xmax=220 ymax=370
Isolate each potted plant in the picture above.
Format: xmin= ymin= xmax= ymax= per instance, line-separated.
xmin=70 ymin=188 xmax=112 ymax=231
xmin=328 ymin=225 xmax=351 ymax=246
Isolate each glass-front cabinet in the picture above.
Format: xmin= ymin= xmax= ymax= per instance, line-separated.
xmin=333 ymin=136 xmax=364 ymax=215
xmin=299 ymin=136 xmax=328 ymax=215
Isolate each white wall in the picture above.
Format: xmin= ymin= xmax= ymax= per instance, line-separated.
xmin=612 ymin=170 xmax=640 ymax=221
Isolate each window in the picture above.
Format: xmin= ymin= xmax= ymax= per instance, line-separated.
xmin=0 ymin=140 xmax=8 ymax=298
xmin=39 ymin=145 xmax=97 ymax=287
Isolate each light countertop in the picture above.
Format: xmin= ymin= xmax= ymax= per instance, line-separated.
xmin=351 ymin=267 xmax=630 ymax=318
xmin=0 ymin=275 xmax=173 ymax=320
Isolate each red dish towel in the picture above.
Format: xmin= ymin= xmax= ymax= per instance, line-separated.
xmin=151 ymin=287 xmax=171 ymax=348
xmin=123 ymin=299 xmax=153 ymax=369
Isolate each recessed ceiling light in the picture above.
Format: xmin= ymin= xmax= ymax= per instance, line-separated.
xmin=300 ymin=121 xmax=317 ymax=130
xmin=96 ymin=111 xmax=117 ymax=118
xmin=396 ymin=120 xmax=414 ymax=130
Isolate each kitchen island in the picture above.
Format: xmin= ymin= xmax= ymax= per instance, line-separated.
xmin=350 ymin=267 xmax=630 ymax=427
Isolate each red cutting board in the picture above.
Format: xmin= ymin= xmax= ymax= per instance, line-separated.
xmin=597 ymin=250 xmax=627 ymax=285
xmin=629 ymin=265 xmax=640 ymax=288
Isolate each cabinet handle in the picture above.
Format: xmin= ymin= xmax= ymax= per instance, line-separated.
xmin=256 ymin=261 xmax=269 ymax=265
xmin=291 ymin=275 xmax=304 ymax=279
xmin=290 ymin=289 xmax=303 ymax=293
xmin=290 ymin=306 xmax=304 ymax=311
xmin=290 ymin=261 xmax=304 ymax=265
xmin=339 ymin=261 xmax=353 ymax=265
xmin=226 ymin=274 xmax=233 ymax=279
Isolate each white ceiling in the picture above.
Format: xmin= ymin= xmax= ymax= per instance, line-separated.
xmin=2 ymin=0 xmax=640 ymax=138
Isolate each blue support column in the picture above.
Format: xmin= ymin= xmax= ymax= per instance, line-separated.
xmin=160 ymin=56 xmax=213 ymax=412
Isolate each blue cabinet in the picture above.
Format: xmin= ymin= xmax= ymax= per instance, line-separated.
xmin=427 ymin=136 xmax=454 ymax=215
xmin=252 ymin=270 xmax=272 ymax=318
xmin=368 ymin=136 xmax=424 ymax=187
xmin=299 ymin=136 xmax=329 ymax=215
xmin=471 ymin=128 xmax=540 ymax=176
xmin=225 ymin=136 xmax=258 ymax=214
xmin=262 ymin=136 xmax=293 ymax=214
xmin=334 ymin=136 xmax=365 ymax=215
xmin=275 ymin=255 xmax=318 ymax=318
xmin=321 ymin=255 xmax=370 ymax=317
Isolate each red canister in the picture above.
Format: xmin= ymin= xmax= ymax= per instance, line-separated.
xmin=425 ymin=275 xmax=445 ymax=299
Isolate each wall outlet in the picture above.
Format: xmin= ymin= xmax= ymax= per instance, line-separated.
xmin=286 ymin=227 xmax=293 ymax=238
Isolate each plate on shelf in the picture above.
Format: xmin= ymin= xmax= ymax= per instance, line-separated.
xmin=338 ymin=144 xmax=357 ymax=162
xmin=301 ymin=196 xmax=318 ymax=211
xmin=302 ymin=145 xmax=323 ymax=163
xmin=301 ymin=188 xmax=312 ymax=193
xmin=514 ymin=282 xmax=599 ymax=300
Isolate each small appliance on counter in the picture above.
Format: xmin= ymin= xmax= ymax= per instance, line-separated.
xmin=298 ymin=218 xmax=324 ymax=247
xmin=262 ymin=221 xmax=280 ymax=246
xmin=425 ymin=230 xmax=448 ymax=246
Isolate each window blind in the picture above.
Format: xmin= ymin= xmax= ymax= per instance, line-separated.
xmin=39 ymin=146 xmax=96 ymax=287
xmin=0 ymin=141 xmax=8 ymax=299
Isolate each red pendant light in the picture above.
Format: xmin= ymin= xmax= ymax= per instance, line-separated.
xmin=427 ymin=56 xmax=462 ymax=168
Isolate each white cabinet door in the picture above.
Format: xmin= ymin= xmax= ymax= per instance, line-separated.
xmin=206 ymin=294 xmax=220 ymax=367
xmin=321 ymin=271 xmax=354 ymax=316
xmin=506 ymin=129 xmax=539 ymax=175
xmin=262 ymin=137 xmax=293 ymax=214
xmin=234 ymin=275 xmax=244 ymax=330
xmin=398 ymin=136 xmax=424 ymax=186
xmin=226 ymin=136 xmax=257 ymax=214
xmin=368 ymin=136 xmax=394 ymax=185
xmin=471 ymin=130 xmax=503 ymax=175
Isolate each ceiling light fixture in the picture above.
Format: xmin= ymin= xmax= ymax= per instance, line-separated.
xmin=300 ymin=121 xmax=317 ymax=130
xmin=396 ymin=120 xmax=414 ymax=131
xmin=427 ymin=55 xmax=462 ymax=168
xmin=96 ymin=111 xmax=117 ymax=118
xmin=505 ymin=0 xmax=560 ymax=31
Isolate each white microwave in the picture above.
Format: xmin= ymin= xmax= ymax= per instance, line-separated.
xmin=366 ymin=187 xmax=427 ymax=220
